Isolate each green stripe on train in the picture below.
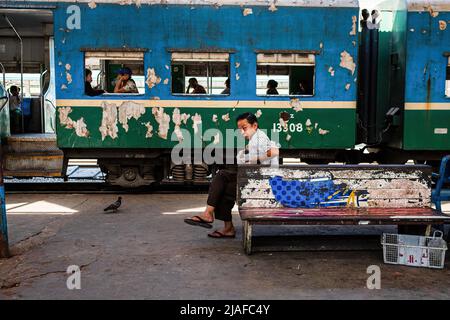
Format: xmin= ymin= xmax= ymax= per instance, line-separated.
xmin=56 ymin=107 xmax=356 ymax=149
xmin=404 ymin=110 xmax=450 ymax=150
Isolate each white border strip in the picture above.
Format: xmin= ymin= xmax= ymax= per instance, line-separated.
xmin=407 ymin=0 xmax=450 ymax=12
xmin=405 ymin=102 xmax=450 ymax=110
xmin=56 ymin=99 xmax=357 ymax=109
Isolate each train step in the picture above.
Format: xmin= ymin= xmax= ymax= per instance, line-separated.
xmin=2 ymin=133 xmax=64 ymax=178
xmin=3 ymin=169 xmax=62 ymax=178
xmin=4 ymin=133 xmax=61 ymax=153
xmin=3 ymin=152 xmax=63 ymax=177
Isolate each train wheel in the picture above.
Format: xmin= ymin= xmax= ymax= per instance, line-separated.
xmin=99 ymin=161 xmax=158 ymax=188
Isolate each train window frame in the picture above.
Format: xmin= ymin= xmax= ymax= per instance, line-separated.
xmin=256 ymin=52 xmax=316 ymax=97
xmin=170 ymin=52 xmax=231 ymax=96
xmin=445 ymin=55 xmax=450 ymax=98
xmin=83 ymin=50 xmax=147 ymax=96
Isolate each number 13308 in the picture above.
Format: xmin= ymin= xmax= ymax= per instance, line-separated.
xmin=272 ymin=123 xmax=303 ymax=133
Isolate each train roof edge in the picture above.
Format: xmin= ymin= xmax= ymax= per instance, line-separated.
xmin=1 ymin=0 xmax=360 ymax=8
xmin=407 ymin=0 xmax=450 ymax=12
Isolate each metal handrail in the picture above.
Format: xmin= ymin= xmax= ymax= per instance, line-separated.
xmin=45 ymin=98 xmax=56 ymax=110
xmin=96 ymin=70 xmax=105 ymax=90
xmin=40 ymin=69 xmax=48 ymax=95
xmin=0 ymin=62 xmax=6 ymax=112
xmin=40 ymin=69 xmax=48 ymax=132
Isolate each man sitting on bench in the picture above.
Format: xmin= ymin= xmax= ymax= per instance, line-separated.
xmin=184 ymin=112 xmax=279 ymax=238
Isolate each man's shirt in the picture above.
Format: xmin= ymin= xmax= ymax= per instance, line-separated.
xmin=238 ymin=129 xmax=279 ymax=166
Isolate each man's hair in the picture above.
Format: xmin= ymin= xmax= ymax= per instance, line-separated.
xmin=267 ymin=79 xmax=278 ymax=88
xmin=10 ymin=85 xmax=18 ymax=93
xmin=121 ymin=67 xmax=132 ymax=76
xmin=236 ymin=112 xmax=258 ymax=125
xmin=85 ymin=69 xmax=92 ymax=77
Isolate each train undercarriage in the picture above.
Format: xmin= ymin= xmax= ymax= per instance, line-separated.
xmin=2 ymin=133 xmax=447 ymax=188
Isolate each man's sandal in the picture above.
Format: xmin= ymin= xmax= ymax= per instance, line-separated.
xmin=184 ymin=215 xmax=213 ymax=229
xmin=207 ymin=230 xmax=236 ymax=238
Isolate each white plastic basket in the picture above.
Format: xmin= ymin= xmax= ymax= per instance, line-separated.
xmin=381 ymin=231 xmax=448 ymax=269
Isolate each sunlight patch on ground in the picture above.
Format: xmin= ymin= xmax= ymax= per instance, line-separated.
xmin=5 ymin=202 xmax=29 ymax=210
xmin=6 ymin=200 xmax=79 ymax=215
xmin=161 ymin=205 xmax=239 ymax=215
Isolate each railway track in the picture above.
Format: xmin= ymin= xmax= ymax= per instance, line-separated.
xmin=4 ymin=180 xmax=209 ymax=194
xmin=4 ymin=160 xmax=209 ymax=194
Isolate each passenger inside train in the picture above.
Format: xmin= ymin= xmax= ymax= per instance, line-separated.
xmin=8 ymin=85 xmax=22 ymax=134
xmin=266 ymin=79 xmax=279 ymax=95
xmin=186 ymin=77 xmax=206 ymax=94
xmin=221 ymin=78 xmax=230 ymax=95
xmin=291 ymin=81 xmax=308 ymax=95
xmin=85 ymin=69 xmax=105 ymax=96
xmin=113 ymin=67 xmax=139 ymax=94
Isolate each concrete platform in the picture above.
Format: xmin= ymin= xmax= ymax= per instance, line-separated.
xmin=1 ymin=193 xmax=449 ymax=300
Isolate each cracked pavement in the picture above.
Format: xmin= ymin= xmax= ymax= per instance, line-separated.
xmin=0 ymin=194 xmax=449 ymax=299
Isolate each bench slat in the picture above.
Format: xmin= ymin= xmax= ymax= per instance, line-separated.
xmin=240 ymin=207 xmax=450 ymax=222
xmin=240 ymin=199 xmax=431 ymax=208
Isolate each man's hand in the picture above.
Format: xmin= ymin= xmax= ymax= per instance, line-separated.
xmin=267 ymin=147 xmax=279 ymax=158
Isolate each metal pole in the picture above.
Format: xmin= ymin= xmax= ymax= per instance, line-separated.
xmin=0 ymin=146 xmax=10 ymax=258
xmin=0 ymin=62 xmax=5 ymax=87
xmin=4 ymin=15 xmax=24 ymax=133
xmin=40 ymin=69 xmax=48 ymax=133
xmin=0 ymin=63 xmax=6 ymax=113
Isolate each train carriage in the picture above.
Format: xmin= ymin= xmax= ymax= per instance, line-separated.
xmin=368 ymin=0 xmax=450 ymax=164
xmin=1 ymin=0 xmax=361 ymax=187
xmin=403 ymin=0 xmax=450 ymax=151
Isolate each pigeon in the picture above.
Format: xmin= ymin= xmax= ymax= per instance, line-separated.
xmin=104 ymin=197 xmax=122 ymax=213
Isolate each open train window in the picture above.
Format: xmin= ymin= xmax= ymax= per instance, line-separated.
xmin=446 ymin=56 xmax=450 ymax=98
xmin=84 ymin=50 xmax=145 ymax=95
xmin=256 ymin=53 xmax=315 ymax=96
xmin=171 ymin=52 xmax=230 ymax=95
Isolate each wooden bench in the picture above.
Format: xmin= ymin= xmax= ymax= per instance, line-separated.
xmin=237 ymin=164 xmax=450 ymax=255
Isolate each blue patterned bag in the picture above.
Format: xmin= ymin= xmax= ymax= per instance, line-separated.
xmin=269 ymin=176 xmax=341 ymax=208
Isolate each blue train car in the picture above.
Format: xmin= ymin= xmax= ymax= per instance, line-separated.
xmin=369 ymin=0 xmax=450 ymax=164
xmin=403 ymin=0 xmax=450 ymax=151
xmin=1 ymin=0 xmax=361 ymax=186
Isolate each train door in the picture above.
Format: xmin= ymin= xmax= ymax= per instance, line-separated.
xmin=0 ymin=8 xmax=62 ymax=178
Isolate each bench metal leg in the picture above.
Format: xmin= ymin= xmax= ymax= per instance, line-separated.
xmin=242 ymin=220 xmax=253 ymax=255
xmin=425 ymin=225 xmax=432 ymax=237
xmin=62 ymin=155 xmax=69 ymax=182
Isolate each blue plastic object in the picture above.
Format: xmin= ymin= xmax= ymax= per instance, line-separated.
xmin=270 ymin=176 xmax=343 ymax=208
xmin=21 ymin=98 xmax=32 ymax=116
xmin=431 ymin=155 xmax=450 ymax=213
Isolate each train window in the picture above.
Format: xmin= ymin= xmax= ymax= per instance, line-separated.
xmin=256 ymin=53 xmax=315 ymax=96
xmin=5 ymin=73 xmax=41 ymax=97
xmin=446 ymin=57 xmax=450 ymax=98
xmin=84 ymin=51 xmax=145 ymax=95
xmin=171 ymin=52 xmax=230 ymax=95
